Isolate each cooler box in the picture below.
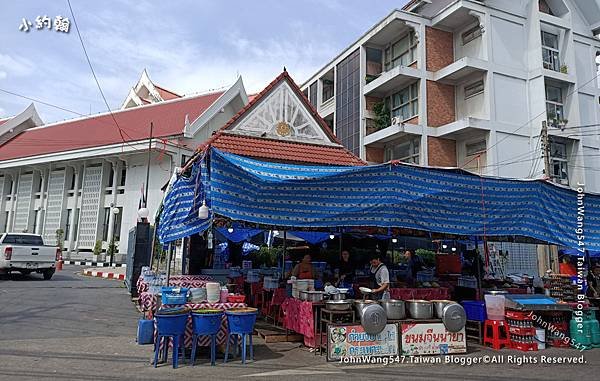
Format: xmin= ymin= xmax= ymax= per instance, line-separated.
xmin=461 ymin=300 xmax=487 ymax=322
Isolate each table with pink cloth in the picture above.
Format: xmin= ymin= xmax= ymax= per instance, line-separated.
xmin=137 ymin=274 xmax=214 ymax=294
xmin=281 ymin=297 xmax=323 ymax=348
xmin=155 ymin=302 xmax=247 ymax=350
xmin=389 ymin=287 xmax=450 ymax=300
xmin=137 ymin=274 xmax=214 ymax=314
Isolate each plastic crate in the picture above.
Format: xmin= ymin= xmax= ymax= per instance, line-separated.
xmin=505 ymin=310 xmax=533 ymax=320
xmin=508 ymin=326 xmax=536 ymax=336
xmin=461 ymin=300 xmax=487 ymax=322
xmin=510 ymin=341 xmax=538 ymax=351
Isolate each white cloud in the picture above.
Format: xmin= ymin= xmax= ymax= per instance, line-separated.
xmin=0 ymin=54 xmax=35 ymax=78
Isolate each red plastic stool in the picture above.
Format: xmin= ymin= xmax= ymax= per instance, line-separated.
xmin=483 ymin=320 xmax=510 ymax=350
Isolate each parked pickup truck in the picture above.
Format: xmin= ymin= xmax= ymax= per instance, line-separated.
xmin=0 ymin=233 xmax=60 ymax=280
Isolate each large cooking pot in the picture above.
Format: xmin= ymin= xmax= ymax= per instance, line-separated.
xmin=299 ymin=291 xmax=324 ymax=302
xmin=406 ymin=299 xmax=433 ymax=319
xmin=442 ymin=303 xmax=467 ymax=332
xmin=325 ymin=300 xmax=352 ymax=311
xmin=431 ymin=300 xmax=457 ymax=318
xmin=360 ymin=303 xmax=387 ymax=334
xmin=353 ymin=300 xmax=378 ymax=318
xmin=379 ymin=299 xmax=406 ymax=320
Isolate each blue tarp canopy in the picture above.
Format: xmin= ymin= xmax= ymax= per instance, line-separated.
xmin=159 ymin=148 xmax=600 ymax=250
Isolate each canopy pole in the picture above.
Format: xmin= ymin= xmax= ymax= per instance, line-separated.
xmin=166 ymin=243 xmax=173 ymax=286
xmin=282 ymin=231 xmax=287 ymax=277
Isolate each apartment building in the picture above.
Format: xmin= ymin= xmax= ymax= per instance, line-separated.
xmin=302 ymin=0 xmax=600 ymax=192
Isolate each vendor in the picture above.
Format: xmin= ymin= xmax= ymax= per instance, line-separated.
xmin=587 ymin=265 xmax=600 ymax=298
xmin=337 ymin=250 xmax=355 ymax=286
xmin=291 ymin=254 xmax=315 ymax=279
xmin=370 ymin=252 xmax=390 ymax=300
xmin=404 ymin=249 xmax=424 ymax=286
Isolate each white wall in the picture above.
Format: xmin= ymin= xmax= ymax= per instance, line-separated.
xmin=493 ymin=74 xmax=529 ymax=125
xmin=494 ymin=132 xmax=532 ymax=178
xmin=491 ymin=16 xmax=527 ymax=70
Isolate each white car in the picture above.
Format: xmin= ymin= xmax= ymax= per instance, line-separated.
xmin=0 ymin=233 xmax=60 ymax=280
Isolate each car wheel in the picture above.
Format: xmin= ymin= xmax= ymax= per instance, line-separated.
xmin=42 ymin=269 xmax=55 ymax=280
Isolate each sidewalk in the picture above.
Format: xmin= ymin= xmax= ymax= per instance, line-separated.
xmin=81 ymin=266 xmax=126 ymax=281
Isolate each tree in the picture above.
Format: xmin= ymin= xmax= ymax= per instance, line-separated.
xmin=55 ymin=229 xmax=64 ymax=251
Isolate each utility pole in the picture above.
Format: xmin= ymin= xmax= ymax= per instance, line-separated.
xmin=541 ymin=120 xmax=551 ymax=181
xmin=144 ymin=122 xmax=153 ymax=208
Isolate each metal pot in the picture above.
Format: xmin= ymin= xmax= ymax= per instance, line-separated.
xmin=442 ymin=303 xmax=467 ymax=332
xmin=301 ymin=291 xmax=324 ymax=302
xmin=325 ymin=300 xmax=352 ymax=311
xmin=353 ymin=300 xmax=378 ymax=318
xmin=431 ymin=300 xmax=457 ymax=318
xmin=379 ymin=299 xmax=406 ymax=320
xmin=406 ymin=299 xmax=433 ymax=319
xmin=329 ymin=293 xmax=347 ymax=301
xmin=360 ymin=304 xmax=387 ymax=334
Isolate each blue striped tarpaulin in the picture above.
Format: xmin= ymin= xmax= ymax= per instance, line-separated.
xmin=208 ymin=148 xmax=600 ymax=250
xmin=157 ymin=154 xmax=211 ymax=244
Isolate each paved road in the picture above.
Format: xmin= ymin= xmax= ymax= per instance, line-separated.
xmin=1 ymin=267 xmax=599 ymax=381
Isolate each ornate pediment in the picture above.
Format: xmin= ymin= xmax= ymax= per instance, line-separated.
xmin=227 ymin=80 xmax=336 ymax=146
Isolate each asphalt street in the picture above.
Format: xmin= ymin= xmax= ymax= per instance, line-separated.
xmin=0 ymin=266 xmax=599 ymax=381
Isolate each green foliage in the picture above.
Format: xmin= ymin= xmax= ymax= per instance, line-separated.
xmin=93 ymin=240 xmax=102 ymax=257
xmin=373 ymin=101 xmax=391 ymax=131
xmin=107 ymin=241 xmax=118 ymax=259
xmin=560 ymin=64 xmax=568 ymax=74
xmin=255 ymin=246 xmax=281 ymax=267
xmin=415 ymin=248 xmax=436 ymax=267
xmin=55 ymin=229 xmax=64 ymax=251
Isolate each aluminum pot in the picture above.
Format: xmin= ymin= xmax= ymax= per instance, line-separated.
xmin=325 ymin=300 xmax=352 ymax=311
xmin=303 ymin=291 xmax=325 ymax=302
xmin=353 ymin=300 xmax=378 ymax=318
xmin=360 ymin=304 xmax=387 ymax=334
xmin=406 ymin=299 xmax=433 ymax=319
xmin=431 ymin=300 xmax=457 ymax=318
xmin=329 ymin=293 xmax=347 ymax=301
xmin=379 ymin=299 xmax=406 ymax=320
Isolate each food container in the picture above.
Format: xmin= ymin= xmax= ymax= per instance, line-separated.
xmin=353 ymin=300 xmax=378 ymax=318
xmin=441 ymin=303 xmax=467 ymax=332
xmin=227 ymin=294 xmax=246 ymax=303
xmin=360 ymin=304 xmax=387 ymax=334
xmin=431 ymin=300 xmax=457 ymax=318
xmin=379 ymin=299 xmax=406 ymax=320
xmin=484 ymin=291 xmax=507 ymax=320
xmin=329 ymin=292 xmax=347 ymax=301
xmin=299 ymin=290 xmax=324 ymax=302
xmin=325 ymin=300 xmax=352 ymax=311
xmin=406 ymin=299 xmax=433 ymax=319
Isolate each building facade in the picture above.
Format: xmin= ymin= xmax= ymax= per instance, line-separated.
xmin=0 ymin=71 xmax=249 ymax=258
xmin=302 ymin=0 xmax=600 ymax=192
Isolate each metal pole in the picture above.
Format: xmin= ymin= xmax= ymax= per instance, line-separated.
xmin=282 ymin=231 xmax=287 ymax=276
xmin=166 ymin=243 xmax=173 ymax=286
xmin=144 ymin=122 xmax=153 ymax=208
xmin=541 ymin=120 xmax=550 ymax=180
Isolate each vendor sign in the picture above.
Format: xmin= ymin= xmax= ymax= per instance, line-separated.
xmin=400 ymin=323 xmax=466 ymax=355
xmin=327 ymin=323 xmax=398 ymax=361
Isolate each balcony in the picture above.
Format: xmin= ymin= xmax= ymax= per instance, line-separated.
xmin=364 ymin=65 xmax=420 ymax=97
xmin=431 ymin=1 xmax=483 ymax=30
xmin=433 ymin=57 xmax=488 ymax=84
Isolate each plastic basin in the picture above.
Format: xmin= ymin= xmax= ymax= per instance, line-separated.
xmin=191 ymin=312 xmax=224 ymax=336
xmin=225 ymin=310 xmax=257 ymax=334
xmin=155 ymin=313 xmax=189 ymax=336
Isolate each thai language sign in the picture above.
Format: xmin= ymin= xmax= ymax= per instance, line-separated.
xmin=400 ymin=323 xmax=467 ymax=355
xmin=327 ymin=323 xmax=399 ymax=361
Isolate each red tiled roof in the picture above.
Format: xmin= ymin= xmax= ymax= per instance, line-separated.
xmin=197 ymin=71 xmax=364 ymax=167
xmin=247 ymin=94 xmax=258 ymax=102
xmin=211 ymin=132 xmax=364 ymax=166
xmin=155 ymin=85 xmax=181 ymax=100
xmin=0 ymin=92 xmax=224 ymax=161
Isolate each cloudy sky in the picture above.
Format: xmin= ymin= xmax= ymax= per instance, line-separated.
xmin=0 ymin=0 xmax=405 ymax=123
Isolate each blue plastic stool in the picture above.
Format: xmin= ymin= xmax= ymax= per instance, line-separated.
xmin=190 ymin=312 xmax=224 ymax=366
xmin=154 ymin=313 xmax=189 ymax=368
xmin=224 ymin=310 xmax=257 ymax=364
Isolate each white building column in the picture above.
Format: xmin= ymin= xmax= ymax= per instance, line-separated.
xmin=34 ymin=169 xmax=47 ymax=234
xmin=67 ymin=166 xmax=81 ymax=251
xmin=8 ymin=170 xmax=21 ymax=232
xmin=106 ymin=161 xmax=120 ymax=244
xmin=6 ymin=174 xmax=15 ymax=232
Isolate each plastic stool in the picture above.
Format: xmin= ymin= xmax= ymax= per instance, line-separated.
xmin=223 ymin=310 xmax=257 ymax=364
xmin=154 ymin=313 xmax=188 ymax=368
xmin=483 ymin=319 xmax=510 ymax=350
